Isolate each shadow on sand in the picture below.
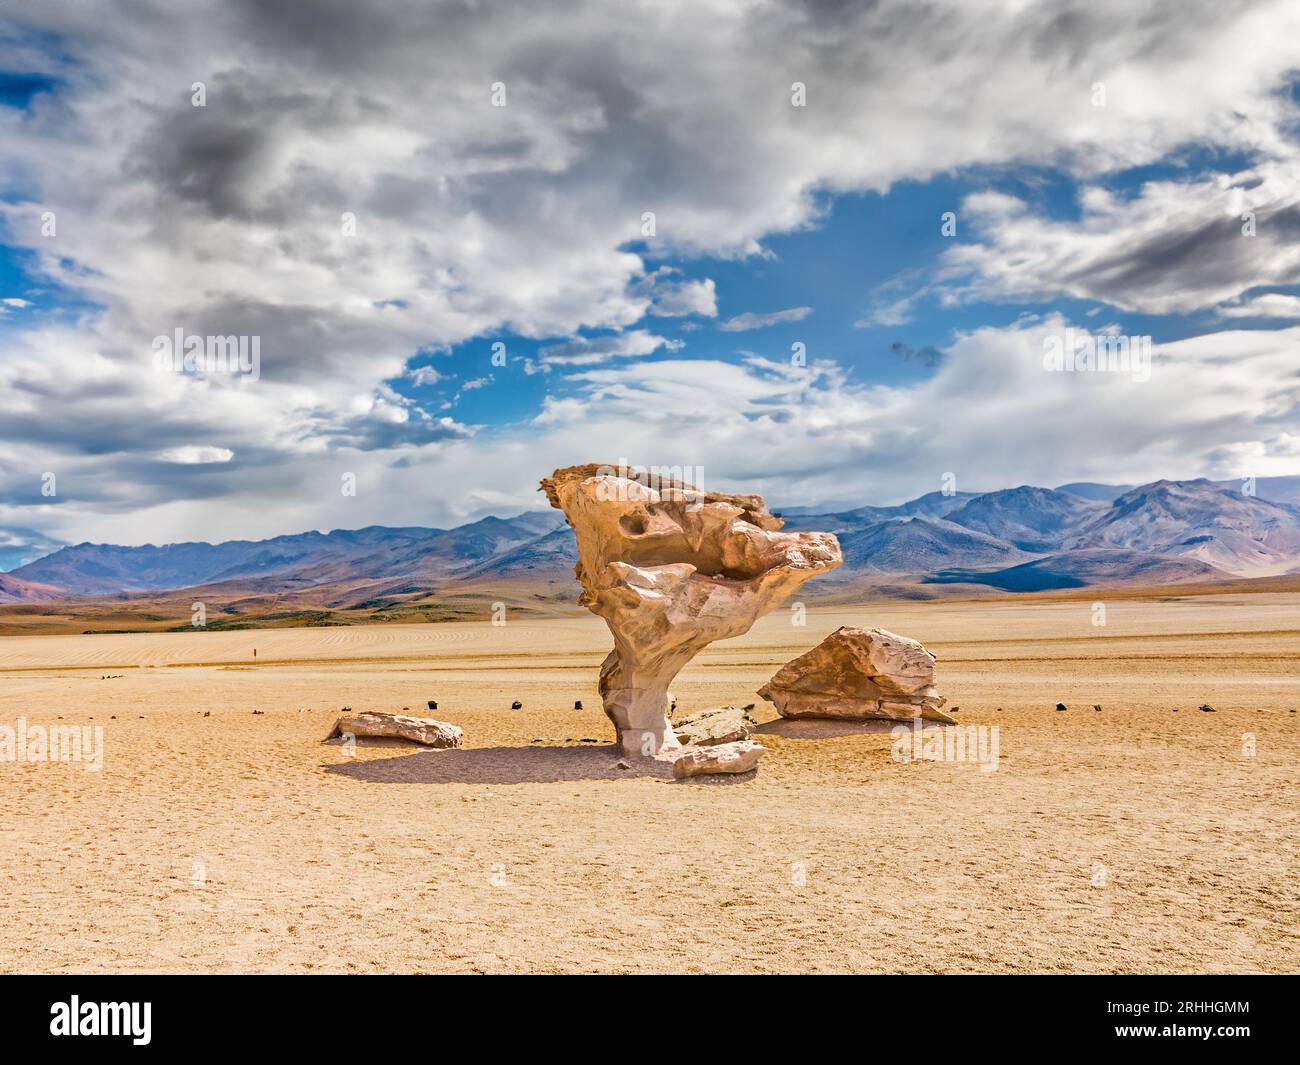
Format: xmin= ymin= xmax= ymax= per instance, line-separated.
xmin=322 ymin=742 xmax=755 ymax=785
xmin=753 ymin=718 xmax=948 ymax=739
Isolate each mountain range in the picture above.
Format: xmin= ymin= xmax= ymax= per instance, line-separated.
xmin=2 ymin=476 xmax=1299 ymax=629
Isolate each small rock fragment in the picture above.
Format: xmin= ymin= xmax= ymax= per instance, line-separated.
xmin=672 ymin=740 xmax=764 ymax=779
xmin=673 ymin=705 xmax=756 ymax=747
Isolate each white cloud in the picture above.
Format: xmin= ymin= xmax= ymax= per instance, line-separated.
xmin=1217 ymin=293 xmax=1300 ymax=319
xmin=538 ymin=330 xmax=681 ymax=366
xmin=854 ymin=298 xmax=916 ymax=329
xmin=406 ymin=366 xmax=443 ymax=386
xmin=719 ymin=306 xmax=813 ymax=332
xmin=530 ymin=318 xmax=1300 ymax=503
xmin=935 ymin=161 xmax=1300 ymax=313
xmin=9 ymin=317 xmax=1297 ymax=542
xmin=639 ymin=270 xmax=718 ymax=318
xmin=158 ymin=446 xmax=234 ymax=464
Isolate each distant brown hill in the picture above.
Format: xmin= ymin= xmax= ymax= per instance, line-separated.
xmin=0 ymin=572 xmax=67 ymax=604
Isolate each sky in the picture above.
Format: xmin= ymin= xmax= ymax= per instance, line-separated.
xmin=1 ymin=0 xmax=1299 ymax=562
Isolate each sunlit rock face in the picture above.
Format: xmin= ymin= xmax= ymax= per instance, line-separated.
xmin=541 ymin=464 xmax=842 ymax=757
xmin=672 ymin=740 xmax=765 ymax=779
xmin=324 ymin=711 xmax=464 ymax=747
xmin=673 ymin=705 xmax=756 ymax=747
xmin=758 ymin=626 xmax=954 ymax=723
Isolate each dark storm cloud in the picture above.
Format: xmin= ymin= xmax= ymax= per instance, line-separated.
xmin=945 ymin=180 xmax=1300 ymax=313
xmin=1072 ymin=204 xmax=1300 ymax=306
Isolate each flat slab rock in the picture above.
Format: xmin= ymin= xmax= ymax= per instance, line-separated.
xmin=673 ymin=705 xmax=756 ymax=746
xmin=325 ymin=712 xmax=463 ymax=748
xmin=759 ymin=626 xmax=954 ymax=724
xmin=672 ymin=740 xmax=764 ymax=779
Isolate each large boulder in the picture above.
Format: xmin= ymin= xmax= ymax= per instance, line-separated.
xmin=672 ymin=740 xmax=765 ymax=779
xmin=758 ymin=626 xmax=954 ymax=723
xmin=673 ymin=705 xmax=756 ymax=747
xmin=325 ymin=712 xmax=463 ymax=748
xmin=541 ymin=464 xmax=841 ymax=757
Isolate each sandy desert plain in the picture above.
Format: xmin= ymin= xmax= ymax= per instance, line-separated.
xmin=0 ymin=591 xmax=1297 ymax=974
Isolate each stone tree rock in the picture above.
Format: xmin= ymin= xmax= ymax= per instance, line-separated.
xmin=758 ymin=626 xmax=954 ymax=723
xmin=541 ymin=464 xmax=842 ymax=756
